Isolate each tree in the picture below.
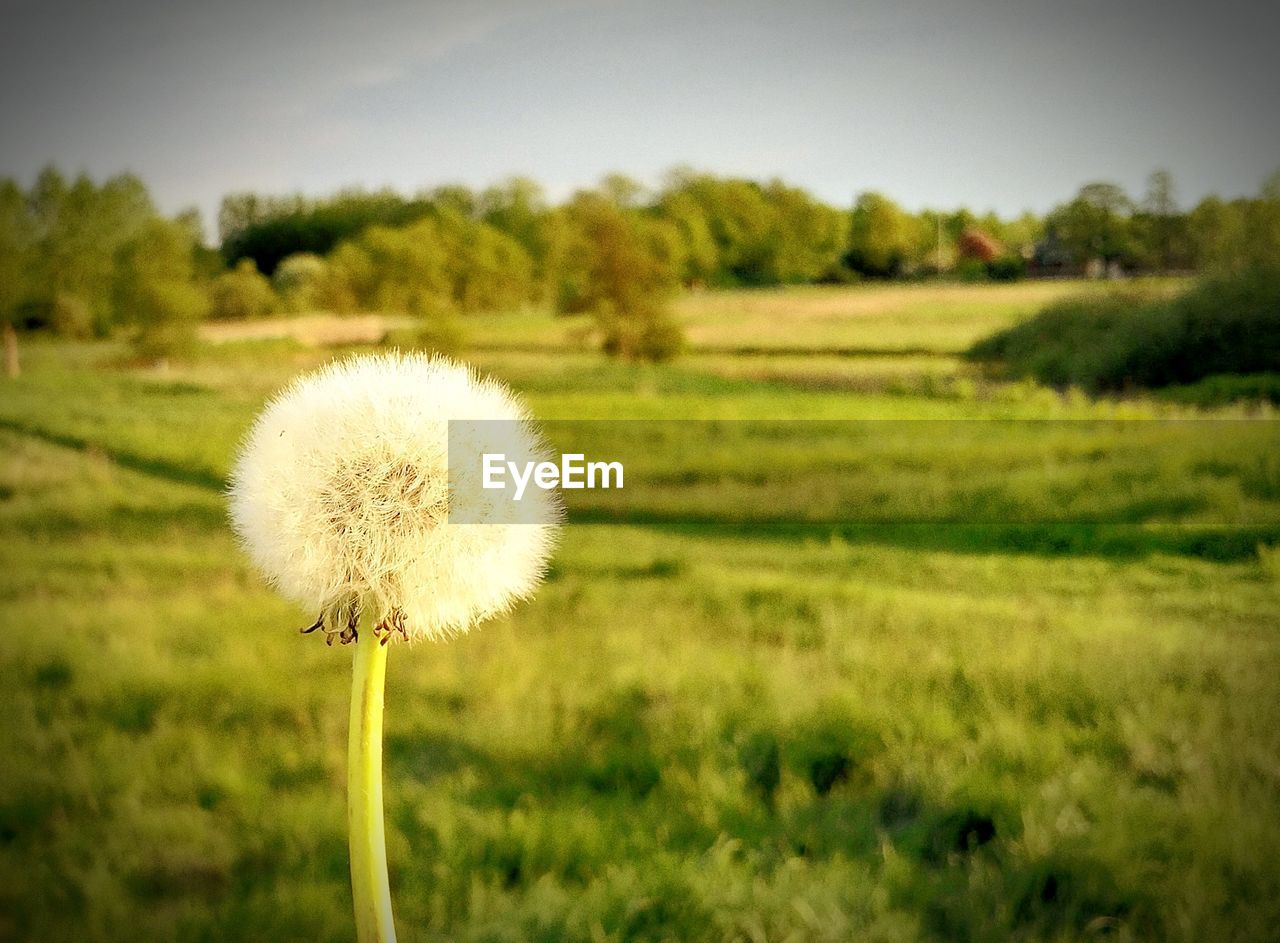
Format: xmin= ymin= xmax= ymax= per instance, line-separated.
xmin=478 ymin=177 xmax=563 ymax=303
xmin=1143 ymin=169 xmax=1176 ymax=218
xmin=26 ymin=167 xmax=155 ymax=332
xmin=1186 ymin=173 xmax=1280 ymax=274
xmin=655 ymin=190 xmax=719 ymax=287
xmin=759 ymin=180 xmax=847 ymax=283
xmin=209 ymin=258 xmax=278 ymax=320
xmin=1045 ymin=182 xmax=1136 ymax=270
xmin=1133 ymin=169 xmax=1190 ymax=272
xmin=654 ymin=172 xmax=847 ymax=285
xmin=428 ymin=208 xmax=535 ymax=313
xmin=655 ymin=172 xmax=773 ymax=285
xmin=556 ymin=193 xmax=683 ymax=361
xmin=317 ymin=242 xmax=375 ymax=313
xmin=996 ymin=211 xmax=1043 ymax=258
xmin=845 ymin=191 xmax=914 ymax=277
xmin=0 ymin=179 xmax=32 ymax=376
xmin=352 ymin=221 xmax=452 ymax=316
xmin=220 ymin=189 xmax=432 ymax=275
xmin=1243 ymin=169 xmax=1280 ymax=269
xmin=219 ymin=192 xmax=267 ymax=245
xmin=427 ymin=184 xmax=478 ymax=220
xmin=599 ymin=172 xmax=647 ymax=209
xmin=115 ymin=218 xmax=209 ymax=359
xmin=439 ymin=216 xmax=535 ymax=314
xmin=273 ymin=253 xmax=329 ymax=312
xmin=479 ymin=177 xmax=548 ymax=251
xmin=1187 ymin=196 xmax=1241 ymax=271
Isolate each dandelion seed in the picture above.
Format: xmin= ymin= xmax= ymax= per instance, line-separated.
xmin=229 ymin=351 xmax=559 ymax=643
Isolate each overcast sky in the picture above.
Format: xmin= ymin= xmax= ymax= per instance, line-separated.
xmin=2 ymin=0 xmax=1277 ymax=234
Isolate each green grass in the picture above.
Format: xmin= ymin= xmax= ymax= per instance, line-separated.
xmin=465 ymin=279 xmax=1190 ymax=356
xmin=2 ymin=289 xmax=1278 ymax=942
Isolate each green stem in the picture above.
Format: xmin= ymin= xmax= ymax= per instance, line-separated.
xmin=349 ymin=628 xmax=397 ymax=943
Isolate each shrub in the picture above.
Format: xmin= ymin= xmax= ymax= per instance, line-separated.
xmin=595 ymin=301 xmax=685 ymax=363
xmin=987 ymin=254 xmax=1026 ymax=282
xmin=313 ymin=242 xmax=374 ymax=314
xmin=209 ymin=259 xmax=277 ymax=320
xmin=951 ymin=255 xmax=1025 ymax=283
xmin=272 ymin=253 xmax=328 ymax=312
xmin=954 ymin=259 xmax=988 ymax=283
xmin=1157 ymin=267 xmax=1280 ymax=381
xmin=114 ymin=218 xmax=209 ymax=360
xmin=132 ymin=281 xmax=207 ymax=360
xmin=968 ymin=289 xmax=1151 ymax=388
xmin=382 ymin=316 xmax=465 ymax=357
xmin=437 ymin=214 xmax=535 ymax=314
xmin=968 ymin=267 xmax=1280 ymax=392
xmin=1155 ymin=373 xmax=1280 ymax=406
xmin=554 ymin=194 xmax=685 ymax=362
xmin=12 ymin=293 xmax=100 ymax=337
xmin=49 ymin=293 xmax=94 ymax=338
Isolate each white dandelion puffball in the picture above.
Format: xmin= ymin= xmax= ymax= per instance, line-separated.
xmin=229 ymin=352 xmax=559 ymax=643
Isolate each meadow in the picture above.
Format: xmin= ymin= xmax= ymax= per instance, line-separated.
xmin=466 ymin=279 xmax=1185 ymax=354
xmin=2 ymin=280 xmax=1279 ymax=942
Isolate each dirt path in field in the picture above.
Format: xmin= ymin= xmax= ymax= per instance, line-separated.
xmin=200 ymin=314 xmax=412 ymax=347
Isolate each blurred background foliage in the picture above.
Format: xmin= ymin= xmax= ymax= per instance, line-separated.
xmin=4 ymin=164 xmax=1280 ymax=367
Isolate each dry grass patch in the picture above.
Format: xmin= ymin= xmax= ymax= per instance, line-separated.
xmin=200 ymin=313 xmax=411 ymax=348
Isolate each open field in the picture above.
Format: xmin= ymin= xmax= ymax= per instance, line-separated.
xmin=202 ymin=279 xmax=1197 ymax=398
xmin=458 ymin=279 xmax=1192 ymax=356
xmin=3 ymin=282 xmax=1279 ymax=942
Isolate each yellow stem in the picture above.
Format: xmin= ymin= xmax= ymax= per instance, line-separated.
xmin=349 ymin=628 xmax=397 ymax=943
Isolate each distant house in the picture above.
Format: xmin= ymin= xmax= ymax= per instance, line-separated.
xmin=1084 ymin=258 xmax=1126 ymax=280
xmin=1030 ymin=227 xmax=1078 ymax=277
xmin=1030 ymin=227 xmax=1127 ymax=279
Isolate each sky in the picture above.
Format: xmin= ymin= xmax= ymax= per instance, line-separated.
xmin=2 ymin=0 xmax=1278 ymax=237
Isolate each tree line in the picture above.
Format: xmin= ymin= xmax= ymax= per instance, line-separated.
xmin=3 ymin=165 xmax=1279 ymax=368
xmin=0 ymin=169 xmax=211 ymax=369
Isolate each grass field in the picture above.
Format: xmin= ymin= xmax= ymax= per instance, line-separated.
xmin=463 ymin=279 xmax=1192 ymax=355
xmin=3 ymin=281 xmax=1279 ymax=942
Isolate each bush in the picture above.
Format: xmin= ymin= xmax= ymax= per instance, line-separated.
xmin=554 ymin=194 xmax=685 ymax=362
xmin=208 ymin=259 xmax=277 ymax=320
xmin=952 ymin=256 xmax=1025 ymax=283
xmin=359 ymin=221 xmax=452 ymax=315
xmin=383 ymin=316 xmax=465 ymax=357
xmin=987 ymin=254 xmax=1026 ymax=282
xmin=271 ymin=253 xmax=328 ymax=312
xmin=595 ymin=302 xmax=685 ymax=363
xmin=1159 ymin=267 xmax=1280 ymax=381
xmin=1156 ymin=373 xmax=1280 ymax=407
xmin=132 ymin=281 xmax=207 ymax=360
xmin=12 ymin=293 xmax=98 ymax=337
xmin=311 ymin=243 xmax=370 ymax=314
xmin=968 ymin=267 xmax=1280 ymax=392
xmin=954 ymin=259 xmax=988 ymax=283
xmin=114 ymin=218 xmax=209 ymax=360
xmin=438 ymin=214 xmax=535 ymax=313
xmin=48 ymin=293 xmax=94 ymax=338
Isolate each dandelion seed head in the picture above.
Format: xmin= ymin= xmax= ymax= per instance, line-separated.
xmin=229 ymin=352 xmax=559 ymax=642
